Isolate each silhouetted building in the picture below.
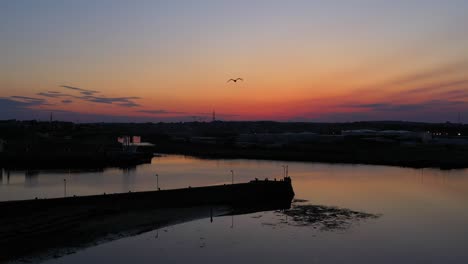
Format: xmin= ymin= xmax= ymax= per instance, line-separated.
xmin=237 ymin=132 xmax=324 ymax=146
xmin=117 ymin=136 xmax=154 ymax=152
xmin=342 ymin=130 xmax=432 ymax=143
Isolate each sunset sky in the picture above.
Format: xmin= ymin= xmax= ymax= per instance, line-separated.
xmin=1 ymin=0 xmax=468 ymax=122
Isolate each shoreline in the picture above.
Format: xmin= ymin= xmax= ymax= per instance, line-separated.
xmin=154 ymin=142 xmax=468 ymax=170
xmin=2 ymin=149 xmax=467 ymax=170
xmin=0 ymin=151 xmax=154 ymax=170
xmin=1 ymin=120 xmax=467 ymax=170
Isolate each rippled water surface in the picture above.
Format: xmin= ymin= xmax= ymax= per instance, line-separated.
xmin=2 ymin=155 xmax=468 ymax=263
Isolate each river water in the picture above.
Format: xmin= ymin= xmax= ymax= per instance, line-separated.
xmin=2 ymin=155 xmax=468 ymax=263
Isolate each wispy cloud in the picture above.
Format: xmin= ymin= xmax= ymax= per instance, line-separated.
xmin=438 ymin=89 xmax=468 ymax=99
xmin=195 ymin=112 xmax=240 ymax=117
xmin=37 ymin=91 xmax=69 ymax=98
xmin=9 ymin=96 xmax=49 ymax=106
xmin=61 ymin=85 xmax=141 ymax=107
xmin=298 ymin=100 xmax=468 ymax=123
xmin=343 ymin=103 xmax=422 ymax=112
xmin=60 ymin=85 xmax=99 ymax=96
xmin=388 ymin=61 xmax=468 ymax=87
xmin=0 ymin=97 xmax=211 ymax=122
xmin=341 ymin=62 xmax=468 ymax=100
xmin=344 ymin=100 xmax=467 ymax=112
xmin=0 ymin=97 xmax=53 ymax=120
xmin=79 ymin=95 xmax=141 ymax=107
xmin=138 ymin=109 xmax=186 ymax=115
xmin=400 ymin=79 xmax=468 ymax=96
xmin=34 ymin=85 xmax=142 ymax=108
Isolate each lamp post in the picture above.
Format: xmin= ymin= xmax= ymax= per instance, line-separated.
xmin=230 ymin=170 xmax=234 ymax=184
xmin=63 ymin=179 xmax=67 ymax=197
xmin=155 ymin=173 xmax=159 ymax=190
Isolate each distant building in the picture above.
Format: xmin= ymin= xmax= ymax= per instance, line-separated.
xmin=118 ymin=136 xmax=141 ymax=146
xmin=117 ymin=136 xmax=154 ymax=152
xmin=117 ymin=136 xmax=131 ymax=146
xmin=341 ymin=129 xmax=377 ymax=136
xmin=190 ymin=137 xmax=218 ymax=144
xmin=342 ymin=130 xmax=432 ymax=143
xmin=238 ymin=132 xmax=321 ymax=145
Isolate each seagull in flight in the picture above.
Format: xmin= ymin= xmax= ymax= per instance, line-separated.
xmin=227 ymin=78 xmax=243 ymax=83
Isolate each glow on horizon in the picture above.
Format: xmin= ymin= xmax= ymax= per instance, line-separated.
xmin=1 ymin=1 xmax=468 ymax=122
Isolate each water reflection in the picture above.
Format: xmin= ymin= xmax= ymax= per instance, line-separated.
xmin=25 ymin=170 xmax=40 ymax=187
xmin=2 ymin=198 xmax=293 ymax=263
xmin=0 ymin=169 xmax=11 ymax=185
xmin=1 ymin=156 xmax=468 ymax=264
xmin=2 ymin=156 xmax=468 ymax=203
xmin=121 ymin=166 xmax=137 ymax=192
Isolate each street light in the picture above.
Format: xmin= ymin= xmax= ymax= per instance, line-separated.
xmin=155 ymin=173 xmax=159 ymax=190
xmin=63 ymin=179 xmax=67 ymax=197
xmin=230 ymin=170 xmax=234 ymax=184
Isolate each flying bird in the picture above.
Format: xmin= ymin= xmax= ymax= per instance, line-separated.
xmin=227 ymin=78 xmax=243 ymax=83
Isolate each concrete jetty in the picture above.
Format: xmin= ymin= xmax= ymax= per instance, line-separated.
xmin=0 ymin=177 xmax=294 ymax=262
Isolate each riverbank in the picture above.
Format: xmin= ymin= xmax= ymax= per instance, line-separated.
xmin=0 ymin=151 xmax=154 ymax=170
xmin=154 ymin=141 xmax=468 ymax=169
xmin=1 ymin=120 xmax=467 ymax=170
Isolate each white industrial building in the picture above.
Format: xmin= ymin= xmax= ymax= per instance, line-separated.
xmin=342 ymin=130 xmax=432 ymax=142
xmin=117 ymin=136 xmax=154 ymax=152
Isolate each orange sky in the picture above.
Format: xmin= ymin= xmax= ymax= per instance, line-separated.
xmin=1 ymin=1 xmax=468 ymax=122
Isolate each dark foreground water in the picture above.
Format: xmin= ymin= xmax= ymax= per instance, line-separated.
xmin=2 ymin=155 xmax=468 ymax=263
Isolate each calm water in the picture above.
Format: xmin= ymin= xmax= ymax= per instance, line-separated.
xmin=2 ymin=155 xmax=468 ymax=263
